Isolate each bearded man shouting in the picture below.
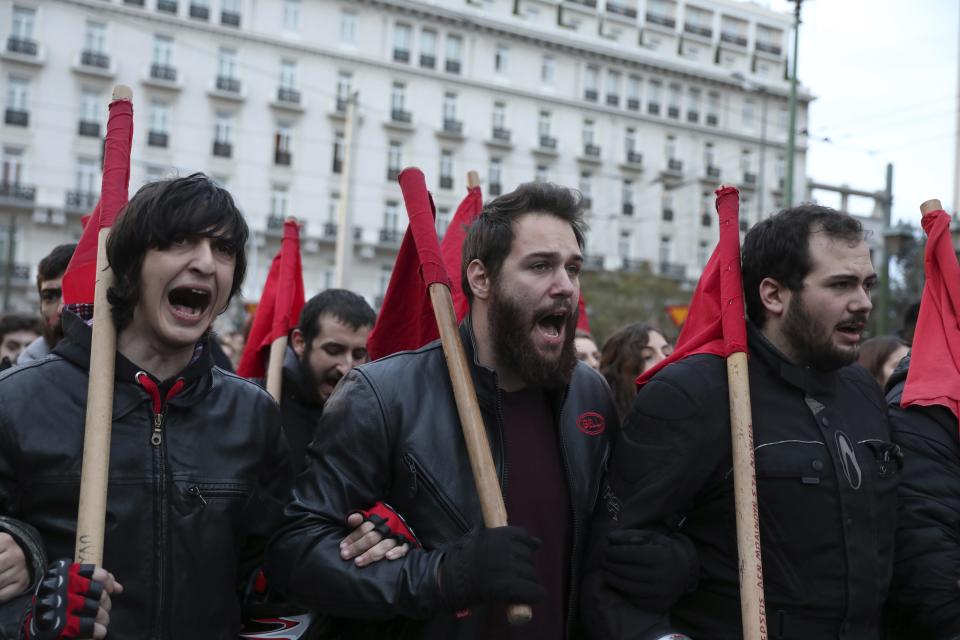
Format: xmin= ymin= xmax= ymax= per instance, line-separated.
xmin=267 ymin=183 xmax=618 ymax=639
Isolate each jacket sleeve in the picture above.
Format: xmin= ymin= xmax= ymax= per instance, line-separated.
xmin=889 ymin=401 xmax=960 ymax=637
xmin=265 ymin=370 xmax=445 ymax=621
xmin=581 ymin=362 xmax=726 ymax=640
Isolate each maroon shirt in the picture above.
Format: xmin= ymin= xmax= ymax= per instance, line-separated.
xmin=483 ymin=387 xmax=572 ymax=639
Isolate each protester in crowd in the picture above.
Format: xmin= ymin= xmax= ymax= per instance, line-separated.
xmin=584 ymin=204 xmax=897 ymax=639
xmin=283 ymin=288 xmax=376 ymax=471
xmin=0 ymin=314 xmax=42 ymax=369
xmin=267 ymin=182 xmax=620 ymax=639
xmin=19 ymin=243 xmax=76 ymax=365
xmin=599 ymin=322 xmax=672 ymax=420
xmin=0 ymin=174 xmax=292 ymax=638
xmin=574 ymin=329 xmax=601 ymax=371
xmin=856 ymin=334 xmax=909 ymax=389
xmin=900 ymin=301 xmax=920 ymax=346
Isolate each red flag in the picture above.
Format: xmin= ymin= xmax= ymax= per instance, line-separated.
xmin=236 ymin=220 xmax=305 ymax=378
xmin=62 ymin=99 xmax=134 ymax=305
xmin=441 ymin=185 xmax=483 ymax=320
xmin=637 ymin=186 xmax=747 ymax=387
xmin=367 ymin=168 xmax=452 ymax=361
xmin=901 ymin=208 xmax=960 ymax=422
xmin=577 ymin=294 xmax=591 ymax=333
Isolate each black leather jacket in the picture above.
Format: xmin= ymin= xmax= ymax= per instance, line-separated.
xmin=278 ymin=347 xmax=324 ymax=473
xmin=266 ymin=317 xmax=615 ymax=639
xmin=0 ymin=313 xmax=292 ymax=639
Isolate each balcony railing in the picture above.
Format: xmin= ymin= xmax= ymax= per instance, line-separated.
xmin=6 ymin=37 xmax=38 ymax=56
xmin=439 ymin=176 xmax=453 ymax=190
xmin=756 ymin=42 xmax=782 ymax=55
xmin=687 ymin=110 xmax=699 ymax=123
xmin=701 ymin=213 xmax=712 ymax=227
xmin=212 ymin=141 xmax=232 ymax=158
xmin=566 ymin=0 xmax=598 ymax=7
xmin=157 ymin=0 xmax=178 ymax=13
xmin=379 ymin=228 xmax=402 ymax=244
xmin=606 ymin=94 xmax=620 ymax=107
xmin=420 ymin=54 xmax=436 ymax=68
xmin=721 ymin=32 xmax=748 ymax=46
xmin=0 ymin=263 xmax=30 ymax=281
xmin=492 ymin=127 xmax=511 ymax=142
xmin=189 ymin=3 xmax=210 ymax=19
xmin=662 ymin=208 xmax=674 ymax=221
xmin=539 ymin=135 xmax=557 ymax=150
xmin=584 ymin=89 xmax=598 ymax=102
xmin=391 ymin=109 xmax=412 ymax=123
xmin=323 ymin=222 xmax=338 ymax=238
xmin=622 ymin=202 xmax=634 ymax=216
xmin=393 ymin=49 xmax=410 ymax=63
xmin=584 ymin=255 xmax=604 ymax=270
xmin=648 ymin=102 xmax=661 ymax=115
xmin=626 ymin=151 xmax=643 ymax=165
xmin=124 ymin=0 xmax=145 ymax=5
xmin=667 ymin=158 xmax=683 ymax=173
xmin=150 ymin=64 xmax=177 ymax=82
xmin=607 ymin=2 xmax=638 ymax=18
xmin=706 ymin=114 xmax=718 ymax=126
xmin=442 ymin=119 xmax=463 ymax=135
xmin=581 ymin=197 xmax=593 ymax=210
xmin=743 ymin=172 xmax=758 ymax=185
xmin=445 ymin=59 xmax=461 ymax=74
xmin=221 ymin=10 xmax=240 ymax=27
xmin=335 ymin=97 xmax=348 ymax=113
xmin=646 ymin=13 xmax=675 ymax=27
xmin=216 ymin=76 xmax=241 ymax=93
xmin=266 ymin=214 xmax=284 ymax=231
xmin=489 ymin=182 xmax=502 ymax=196
xmin=667 ymin=106 xmax=680 ymax=119
xmin=275 ymin=150 xmax=292 ymax=166
xmin=148 ymin=131 xmax=169 ymax=147
xmin=583 ymin=144 xmax=601 ymax=158
xmin=332 ymin=157 xmax=342 ymax=174
xmin=387 ymin=167 xmax=401 ymax=181
xmin=66 ymin=191 xmax=98 ymax=210
xmin=5 ymin=109 xmax=28 ymax=127
xmin=627 ymin=98 xmax=640 ymax=111
xmin=81 ymin=50 xmax=110 ymax=69
xmin=706 ymin=165 xmax=721 ymax=179
xmin=0 ymin=183 xmax=36 ymax=201
xmin=659 ymin=262 xmax=687 ymax=280
xmin=78 ymin=120 xmax=101 ymax=137
xmin=683 ymin=24 xmax=712 ymax=38
xmin=622 ymin=258 xmax=649 ymax=272
xmin=277 ymin=87 xmax=301 ymax=104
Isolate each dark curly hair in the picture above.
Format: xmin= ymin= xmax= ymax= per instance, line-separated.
xmin=599 ymin=322 xmax=663 ymax=419
xmin=106 ymin=173 xmax=248 ymax=331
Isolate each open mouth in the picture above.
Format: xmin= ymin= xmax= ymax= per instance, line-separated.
xmin=536 ymin=311 xmax=568 ymax=342
xmin=167 ymin=286 xmax=212 ymax=319
xmin=835 ymin=319 xmax=865 ymax=341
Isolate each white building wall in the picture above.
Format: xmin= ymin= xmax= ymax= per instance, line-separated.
xmin=0 ymin=0 xmax=808 ymax=314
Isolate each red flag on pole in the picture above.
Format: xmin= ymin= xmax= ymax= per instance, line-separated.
xmin=902 ymin=207 xmax=960 ymax=422
xmin=62 ymin=99 xmax=134 ymax=305
xmin=637 ymin=186 xmax=747 ymax=387
xmin=577 ymin=294 xmax=591 ymax=333
xmin=367 ymin=173 xmax=458 ymax=361
xmin=236 ymin=220 xmax=305 ymax=378
xmin=441 ymin=184 xmax=483 ymax=320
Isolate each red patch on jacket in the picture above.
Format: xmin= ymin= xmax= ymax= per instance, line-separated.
xmin=577 ymin=411 xmax=605 ymax=436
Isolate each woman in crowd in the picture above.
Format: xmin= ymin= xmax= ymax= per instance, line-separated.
xmin=600 ymin=322 xmax=672 ymax=420
xmin=857 ymin=335 xmax=909 ymax=390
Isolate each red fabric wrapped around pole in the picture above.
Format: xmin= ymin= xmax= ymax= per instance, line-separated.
xmin=441 ymin=184 xmax=483 ymax=320
xmin=62 ymin=99 xmax=134 ymax=305
xmin=638 ymin=185 xmax=746 ymax=387
xmin=902 ymin=208 xmax=960 ymax=422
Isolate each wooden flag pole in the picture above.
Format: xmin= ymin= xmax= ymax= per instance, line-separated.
xmin=720 ymin=184 xmax=767 ymax=640
xmin=467 ymin=170 xmax=480 ymax=189
xmin=265 ymin=216 xmax=301 ymax=402
xmin=74 ymin=85 xmax=131 ymax=566
xmin=921 ymin=198 xmax=942 ymax=214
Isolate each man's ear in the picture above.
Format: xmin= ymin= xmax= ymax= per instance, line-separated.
xmin=291 ymin=328 xmax=306 ymax=357
xmin=466 ymin=259 xmax=491 ymax=301
xmin=758 ymin=276 xmax=789 ymax=320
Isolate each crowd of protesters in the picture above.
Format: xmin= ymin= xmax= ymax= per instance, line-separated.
xmin=0 ymin=171 xmax=953 ymax=640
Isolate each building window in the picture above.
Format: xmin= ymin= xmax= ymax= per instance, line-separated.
xmin=622 ymin=179 xmax=634 ymax=215
xmin=339 ymin=10 xmax=357 ymax=44
xmin=701 ymin=190 xmax=713 ymax=226
xmin=279 ymin=59 xmax=297 ymax=90
xmin=619 ymin=231 xmax=631 ymax=260
xmin=443 ymin=92 xmax=457 ymax=123
xmin=687 ymin=88 xmax=701 ymax=123
xmin=697 ymin=241 xmax=709 ymax=268
xmin=84 ymin=21 xmax=106 ymax=55
xmin=2 ymin=148 xmax=24 ymax=187
xmin=213 ymin=112 xmax=232 ymax=157
xmin=218 ymin=47 xmax=237 ymax=79
xmin=742 ymin=98 xmax=755 ymax=128
xmin=647 ymin=79 xmax=662 ymax=115
xmin=706 ymin=91 xmax=720 ymax=126
xmin=778 ymin=106 xmax=789 ymax=132
xmin=78 ymin=89 xmax=101 ymax=137
xmin=626 ymin=75 xmax=641 ymax=110
xmin=283 ymin=0 xmax=299 ymax=30
xmin=445 ymin=34 xmax=463 ymax=73
xmin=383 ymin=201 xmax=399 ymax=232
xmin=541 ymin=55 xmax=556 ymax=85
xmin=390 ymin=82 xmax=408 ymax=121
xmin=148 ymin=100 xmax=170 ymax=147
xmin=152 ymin=34 xmax=174 ymax=67
xmin=439 ymin=150 xmax=454 ymax=190
xmin=659 ymin=236 xmax=672 ymax=265
xmin=436 ymin=207 xmax=451 ymax=238
xmin=662 ymin=193 xmax=674 ymax=221
xmin=488 ymin=158 xmax=502 ymax=196
xmin=189 ymin=0 xmax=210 ymax=20
xmin=332 ymin=132 xmax=344 ymax=174
xmin=271 ymin=185 xmax=289 ymax=217
xmin=494 ymin=44 xmax=509 ymax=75
xmin=668 ymin=83 xmax=681 ymax=119
xmin=393 ymin=22 xmax=411 ymax=62
xmin=387 ymin=141 xmax=403 ymax=180
xmin=582 ymin=119 xmax=595 ymax=146
xmin=275 ymin=125 xmax=292 ymax=166
xmin=625 ymin=127 xmax=640 ymax=164
xmin=75 ymin=158 xmax=98 ymax=196
xmin=492 ymin=101 xmax=506 ymax=131
xmin=11 ymin=6 xmax=35 ymax=41
xmin=606 ymin=70 xmax=621 ymax=107
xmin=538 ymin=110 xmax=553 ymax=147
xmin=336 ymin=71 xmax=352 ymax=111
xmin=579 ymin=171 xmax=592 ymax=208
xmin=5 ymin=77 xmax=29 ymax=126
xmin=584 ymin=65 xmax=599 ymax=101
xmin=535 ymin=164 xmax=548 ymax=183
xmin=420 ymin=29 xmax=437 ymax=68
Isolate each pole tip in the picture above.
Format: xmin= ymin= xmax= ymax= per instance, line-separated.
xmin=920 ymin=199 xmax=942 ymax=214
xmin=111 ymin=85 xmax=133 ymax=101
xmin=467 ymin=170 xmax=480 ymax=188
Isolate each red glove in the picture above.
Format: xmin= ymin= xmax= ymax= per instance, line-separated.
xmin=349 ymin=502 xmax=421 ymax=548
xmin=25 ymin=560 xmax=103 ymax=640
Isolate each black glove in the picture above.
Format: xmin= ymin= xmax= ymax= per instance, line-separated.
xmin=440 ymin=526 xmax=545 ymax=610
xmin=25 ymin=560 xmax=103 ymax=640
xmin=603 ymin=529 xmax=698 ymax=612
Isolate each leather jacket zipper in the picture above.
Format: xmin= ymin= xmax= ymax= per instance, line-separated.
xmin=403 ymin=453 xmax=471 ymax=534
xmin=151 ymin=408 xmax=166 ymax=446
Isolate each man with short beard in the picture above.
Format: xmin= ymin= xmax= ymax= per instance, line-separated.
xmin=582 ymin=204 xmax=898 ymax=640
xmin=18 ymin=243 xmax=77 ymax=365
xmin=267 ymin=182 xmax=618 ymax=639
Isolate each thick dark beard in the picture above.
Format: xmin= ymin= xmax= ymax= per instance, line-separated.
xmin=43 ymin=318 xmax=63 ymax=350
xmin=297 ymin=348 xmax=325 ymax=407
xmin=488 ymin=286 xmax=578 ymax=390
xmin=782 ymin=293 xmax=862 ymax=371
